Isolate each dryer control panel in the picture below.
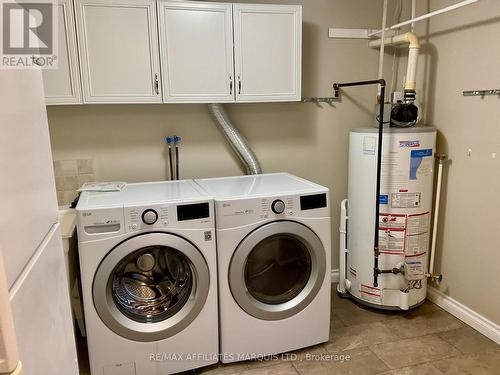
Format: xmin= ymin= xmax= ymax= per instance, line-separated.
xmin=216 ymin=192 xmax=329 ymax=230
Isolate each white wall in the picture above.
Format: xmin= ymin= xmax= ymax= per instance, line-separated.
xmin=48 ymin=0 xmax=394 ymax=271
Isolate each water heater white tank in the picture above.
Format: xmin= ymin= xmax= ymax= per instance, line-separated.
xmin=338 ymin=126 xmax=437 ymax=309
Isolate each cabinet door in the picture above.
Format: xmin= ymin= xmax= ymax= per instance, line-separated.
xmin=159 ymin=1 xmax=234 ymax=103
xmin=75 ymin=0 xmax=161 ymax=103
xmin=233 ymin=4 xmax=302 ymax=102
xmin=43 ymin=0 xmax=82 ymax=105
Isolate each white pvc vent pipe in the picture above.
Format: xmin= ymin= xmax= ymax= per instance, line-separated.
xmin=369 ymin=32 xmax=420 ymax=92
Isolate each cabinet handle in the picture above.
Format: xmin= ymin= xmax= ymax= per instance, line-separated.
xmin=154 ymin=73 xmax=159 ymax=95
xmin=229 ymin=75 xmax=233 ymax=95
xmin=238 ymin=75 xmax=242 ymax=95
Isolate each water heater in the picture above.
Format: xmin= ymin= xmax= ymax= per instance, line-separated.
xmin=338 ymin=126 xmax=436 ymax=310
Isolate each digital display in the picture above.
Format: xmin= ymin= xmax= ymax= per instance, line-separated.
xmin=177 ymin=202 xmax=210 ymax=221
xmin=300 ymin=193 xmax=327 ymax=211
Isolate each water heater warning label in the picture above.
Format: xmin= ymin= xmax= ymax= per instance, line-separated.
xmin=378 ymin=212 xmax=430 ymax=256
xmin=379 ymin=214 xmax=406 ymax=229
xmin=379 ymin=229 xmax=405 ymax=254
xmin=405 ymin=212 xmax=430 ymax=256
xmin=391 ymin=192 xmax=421 ymax=208
xmin=379 ymin=214 xmax=406 ymax=254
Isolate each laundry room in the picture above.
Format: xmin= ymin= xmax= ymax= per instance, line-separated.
xmin=1 ymin=0 xmax=499 ymax=374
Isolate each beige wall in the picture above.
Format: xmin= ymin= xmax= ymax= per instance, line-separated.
xmin=48 ymin=0 xmax=392 ymax=271
xmin=393 ymin=0 xmax=500 ymax=324
xmin=48 ymin=0 xmax=500 ymax=326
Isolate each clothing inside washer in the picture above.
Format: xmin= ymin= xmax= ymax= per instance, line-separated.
xmin=111 ymin=246 xmax=193 ymax=323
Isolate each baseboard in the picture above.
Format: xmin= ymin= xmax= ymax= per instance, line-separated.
xmin=427 ymin=287 xmax=500 ymax=345
xmin=330 ymin=269 xmax=340 ymax=283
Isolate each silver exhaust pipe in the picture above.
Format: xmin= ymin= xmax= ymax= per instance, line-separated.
xmin=208 ymin=103 xmax=262 ymax=175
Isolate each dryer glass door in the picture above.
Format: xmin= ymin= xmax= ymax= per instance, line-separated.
xmin=229 ymin=221 xmax=326 ymax=321
xmin=244 ymin=234 xmax=311 ymax=305
xmin=93 ymin=233 xmax=210 ymax=342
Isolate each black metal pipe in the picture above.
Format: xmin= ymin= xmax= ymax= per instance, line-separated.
xmin=374 ymin=83 xmax=385 ymax=287
xmin=333 ymin=79 xmax=386 ymax=98
xmin=378 ymin=268 xmax=401 ymax=275
xmin=175 ymin=144 xmax=180 ymax=180
xmin=332 ymin=78 xmax=386 ymax=288
xmin=168 ymin=145 xmax=174 ymax=181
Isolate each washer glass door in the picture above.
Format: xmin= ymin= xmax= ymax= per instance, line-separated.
xmin=229 ymin=221 xmax=326 ymax=320
xmin=93 ymin=233 xmax=210 ymax=342
xmin=112 ymin=245 xmax=192 ymax=323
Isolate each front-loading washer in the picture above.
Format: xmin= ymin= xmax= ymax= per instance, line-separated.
xmin=76 ymin=181 xmax=218 ymax=375
xmin=195 ymin=173 xmax=331 ymax=363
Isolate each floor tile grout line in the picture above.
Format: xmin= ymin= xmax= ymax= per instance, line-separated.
xmin=435 ymin=326 xmax=500 ymax=355
xmin=374 ymin=361 xmax=446 ymax=375
xmin=365 ymin=345 xmax=394 ymax=372
xmin=367 ymin=333 xmax=462 ymax=371
xmin=326 ymin=317 xmax=467 ymax=355
xmin=331 ymin=303 xmax=446 ymax=329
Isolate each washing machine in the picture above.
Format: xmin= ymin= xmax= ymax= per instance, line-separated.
xmin=195 ymin=173 xmax=331 ymax=363
xmin=76 ymin=181 xmax=218 ymax=375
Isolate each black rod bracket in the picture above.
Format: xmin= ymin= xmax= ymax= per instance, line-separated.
xmin=333 ymin=79 xmax=386 ymax=99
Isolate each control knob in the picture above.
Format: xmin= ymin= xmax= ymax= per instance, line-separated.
xmin=271 ymin=199 xmax=286 ymax=214
xmin=142 ymin=209 xmax=158 ymax=225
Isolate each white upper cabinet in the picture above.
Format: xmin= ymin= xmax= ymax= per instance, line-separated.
xmin=43 ymin=0 xmax=82 ymax=105
xmin=75 ymin=0 xmax=161 ymax=103
xmin=233 ymin=4 xmax=302 ymax=102
xmin=158 ymin=1 xmax=234 ymax=103
xmin=45 ymin=1 xmax=302 ymax=105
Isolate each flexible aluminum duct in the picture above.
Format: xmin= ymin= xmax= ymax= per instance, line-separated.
xmin=208 ymin=103 xmax=262 ymax=175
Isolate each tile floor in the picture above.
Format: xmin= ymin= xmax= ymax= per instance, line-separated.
xmin=78 ymin=285 xmax=500 ymax=375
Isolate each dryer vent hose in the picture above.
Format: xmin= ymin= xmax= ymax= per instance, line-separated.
xmin=208 ymin=103 xmax=262 ymax=175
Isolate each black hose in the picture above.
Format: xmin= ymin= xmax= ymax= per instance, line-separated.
xmin=175 ymin=144 xmax=179 ymax=180
xmin=168 ymin=146 xmax=173 ymax=181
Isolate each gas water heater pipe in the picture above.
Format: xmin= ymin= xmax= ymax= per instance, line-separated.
xmin=333 ymin=79 xmax=386 ymax=287
xmin=369 ymin=32 xmax=420 ymax=102
xmin=427 ymin=154 xmax=447 ymax=283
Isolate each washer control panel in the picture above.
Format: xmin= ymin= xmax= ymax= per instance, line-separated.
xmin=78 ymin=207 xmax=123 ymax=237
xmin=124 ymin=201 xmax=213 ymax=232
xmin=126 ymin=205 xmax=169 ymax=231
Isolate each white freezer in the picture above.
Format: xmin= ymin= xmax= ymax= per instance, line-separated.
xmin=0 ymin=69 xmax=59 ymax=289
xmin=0 ymin=69 xmax=79 ymax=374
xmin=9 ymin=223 xmax=79 ymax=375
